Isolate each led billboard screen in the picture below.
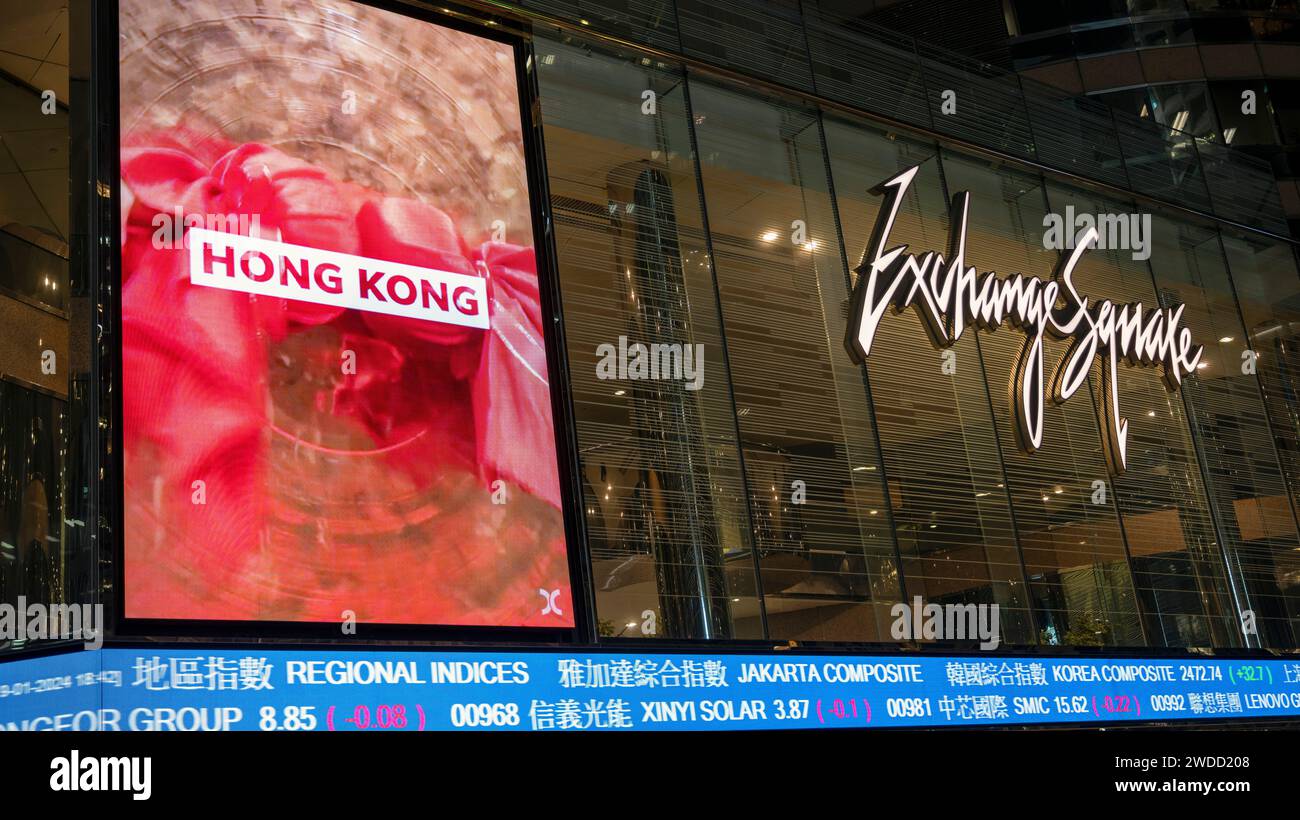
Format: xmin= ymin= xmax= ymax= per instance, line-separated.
xmin=118 ymin=0 xmax=573 ymax=627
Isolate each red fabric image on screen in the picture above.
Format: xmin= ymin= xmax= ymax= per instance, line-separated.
xmin=119 ymin=0 xmax=573 ymax=626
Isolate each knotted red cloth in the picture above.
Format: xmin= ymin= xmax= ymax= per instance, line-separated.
xmin=121 ymin=134 xmax=569 ymax=625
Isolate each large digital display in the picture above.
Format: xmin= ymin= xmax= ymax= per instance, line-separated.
xmin=118 ymin=0 xmax=572 ymax=626
xmin=3 ymin=647 xmax=1300 ymax=730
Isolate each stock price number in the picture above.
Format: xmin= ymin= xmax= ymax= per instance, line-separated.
xmin=1054 ymin=695 xmax=1088 ymax=715
xmin=885 ymin=697 xmax=931 ymax=719
xmin=449 ymin=702 xmax=520 ymax=728
xmin=258 ymin=705 xmax=318 ymax=731
xmin=1149 ymin=694 xmax=1186 ymax=713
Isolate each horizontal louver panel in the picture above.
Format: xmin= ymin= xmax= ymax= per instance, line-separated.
xmin=801 ymin=13 xmax=933 ymax=130
xmin=1024 ymin=94 xmax=1130 ymax=188
xmin=1113 ymin=117 xmax=1213 ymax=213
xmin=1199 ymin=140 xmax=1291 ymax=235
xmin=919 ymin=53 xmax=1037 ymax=160
xmin=521 ymin=0 xmax=1290 ymax=235
xmin=520 ymin=0 xmax=681 ymax=52
xmin=675 ymin=0 xmax=815 ymax=92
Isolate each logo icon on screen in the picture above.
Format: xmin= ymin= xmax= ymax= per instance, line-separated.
xmin=539 ymin=588 xmax=564 ymax=617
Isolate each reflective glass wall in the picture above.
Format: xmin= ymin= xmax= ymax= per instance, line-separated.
xmin=822 ymin=126 xmax=1036 ymax=647
xmin=536 ymin=38 xmax=763 ymax=640
xmin=688 ymin=85 xmax=902 ymax=643
xmin=535 ymin=27 xmax=1300 ymax=649
xmin=0 ymin=0 xmax=98 ymax=655
xmin=934 ymin=152 xmax=1145 ymax=648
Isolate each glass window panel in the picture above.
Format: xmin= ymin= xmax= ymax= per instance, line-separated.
xmin=1208 ymin=81 xmax=1280 ymax=148
xmin=536 ymin=36 xmax=763 ymax=640
xmin=1252 ymin=16 xmax=1300 ymax=44
xmin=1268 ymin=80 xmax=1300 ymax=146
xmin=1148 ymin=82 xmax=1221 ymax=140
xmin=0 ymin=229 xmax=68 ymax=312
xmin=1074 ymin=23 xmax=1138 ymax=55
xmin=1011 ymin=33 xmax=1079 ymax=68
xmin=1148 ymin=214 xmax=1298 ymax=648
xmin=1094 ymin=87 xmax=1154 ymax=122
xmin=938 ymin=151 xmax=1144 ymax=647
xmin=675 ymin=0 xmax=815 ymax=92
xmin=1221 ymin=230 xmax=1300 ymax=646
xmin=1067 ymin=0 xmax=1130 ymax=25
xmin=1134 ymin=17 xmax=1196 ymax=47
xmin=0 ymin=383 xmax=68 ymax=618
xmin=1043 ymin=182 xmax=1237 ymax=647
xmin=1190 ymin=15 xmax=1255 ymax=44
xmin=822 ymin=116 xmax=1037 ymax=646
xmin=1114 ymin=105 xmax=1210 ymax=210
xmin=1012 ymin=0 xmax=1070 ymax=35
xmin=0 ymin=12 xmax=92 ymax=654
xmin=1128 ymin=0 xmax=1188 ymax=14
xmin=688 ymin=86 xmax=902 ymax=643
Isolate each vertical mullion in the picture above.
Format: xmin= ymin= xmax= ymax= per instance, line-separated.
xmin=1215 ymin=229 xmax=1300 ymax=649
xmin=1035 ymin=180 xmax=1153 ymax=647
xmin=1140 ymin=230 xmax=1252 ymax=649
xmin=678 ymin=70 xmax=770 ymax=641
xmin=816 ymin=110 xmax=911 ymax=611
xmin=932 ymin=148 xmax=1041 ymax=645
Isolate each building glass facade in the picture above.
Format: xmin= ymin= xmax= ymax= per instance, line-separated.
xmin=529 ymin=6 xmax=1300 ymax=650
xmin=0 ymin=0 xmax=1297 ymax=669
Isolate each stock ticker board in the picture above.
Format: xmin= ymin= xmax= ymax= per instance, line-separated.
xmin=3 ymin=647 xmax=1300 ymax=731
